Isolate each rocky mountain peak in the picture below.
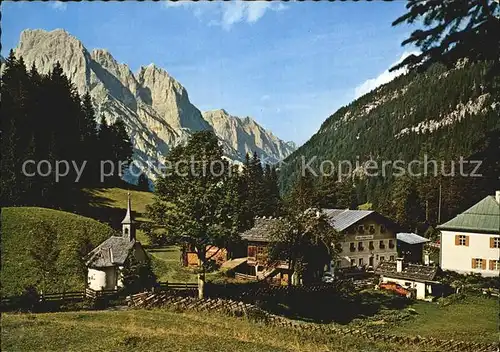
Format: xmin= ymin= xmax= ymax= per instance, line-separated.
xmin=11 ymin=28 xmax=296 ymax=182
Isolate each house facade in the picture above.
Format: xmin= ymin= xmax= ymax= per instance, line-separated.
xmin=86 ymin=193 xmax=147 ymax=291
xmin=437 ymin=191 xmax=500 ymax=277
xmin=240 ymin=217 xmax=291 ymax=284
xmin=325 ymin=209 xmax=399 ymax=272
xmin=238 ymin=209 xmax=399 ymax=282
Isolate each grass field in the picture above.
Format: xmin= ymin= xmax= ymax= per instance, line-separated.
xmin=1 ymin=309 xmax=426 ymax=352
xmin=1 ymin=207 xmax=115 ymax=296
xmin=149 ymin=246 xmax=198 ymax=283
xmin=389 ymin=295 xmax=499 ymax=344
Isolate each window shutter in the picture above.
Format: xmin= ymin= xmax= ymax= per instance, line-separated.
xmin=471 ymin=258 xmax=476 ymax=268
xmin=489 ymin=260 xmax=494 ymax=270
xmin=481 ymin=259 xmax=486 ymax=270
xmin=490 ymin=238 xmax=495 ymax=248
xmin=465 ymin=236 xmax=469 ymax=247
xmin=455 ymin=235 xmax=460 ymax=245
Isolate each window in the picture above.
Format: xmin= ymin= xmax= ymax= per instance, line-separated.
xmin=359 ymin=258 xmax=363 ymax=266
xmin=248 ymin=246 xmax=256 ymax=258
xmin=335 ymin=243 xmax=343 ymax=253
xmin=491 ymin=237 xmax=500 ymax=248
xmin=369 ymin=225 xmax=375 ymax=234
xmin=257 ymin=266 xmax=264 ymax=272
xmin=472 ymin=258 xmax=483 ymax=269
xmin=350 ymin=242 xmax=356 ymax=252
xmin=256 ymin=246 xmax=265 ymax=254
xmin=491 ymin=260 xmax=500 ymax=271
xmin=358 ymin=225 xmax=365 ymax=234
xmin=350 ymin=259 xmax=356 ymax=267
xmin=379 ymin=240 xmax=385 ymax=249
xmin=358 ymin=242 xmax=364 ymax=251
xmin=456 ymin=235 xmax=467 ymax=246
xmin=380 ymin=225 xmax=386 ymax=234
xmin=369 ymin=257 xmax=374 ymax=267
xmin=390 ymin=255 xmax=395 ymax=261
xmin=369 ymin=241 xmax=374 ymax=250
xmin=388 ymin=240 xmax=395 ymax=249
xmin=124 ymin=228 xmax=129 ymax=235
xmin=380 ymin=256 xmax=385 ymax=262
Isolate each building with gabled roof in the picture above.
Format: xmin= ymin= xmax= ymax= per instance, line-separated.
xmin=238 ymin=209 xmax=400 ymax=282
xmin=437 ymin=191 xmax=500 ymax=277
xmin=86 ymin=193 xmax=147 ymax=291
xmin=375 ymin=258 xmax=439 ymax=300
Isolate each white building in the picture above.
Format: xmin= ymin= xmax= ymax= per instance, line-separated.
xmin=437 ymin=191 xmax=500 ymax=277
xmin=86 ymin=193 xmax=147 ymax=291
xmin=325 ymin=209 xmax=399 ymax=271
xmin=375 ymin=258 xmax=438 ymax=300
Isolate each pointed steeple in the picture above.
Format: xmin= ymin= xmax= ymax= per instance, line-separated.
xmin=122 ymin=192 xmax=133 ymax=224
xmin=121 ymin=192 xmax=135 ymax=241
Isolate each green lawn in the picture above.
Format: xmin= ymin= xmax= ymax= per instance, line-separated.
xmin=149 ymin=246 xmax=199 ymax=283
xmin=1 ymin=207 xmax=115 ymax=296
xmin=389 ymin=295 xmax=499 ymax=343
xmin=0 ymin=309 xmax=423 ymax=352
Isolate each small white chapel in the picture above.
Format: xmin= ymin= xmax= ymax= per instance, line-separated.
xmin=85 ymin=193 xmax=147 ymax=291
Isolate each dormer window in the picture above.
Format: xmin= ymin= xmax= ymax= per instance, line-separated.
xmin=369 ymin=225 xmax=375 ymax=234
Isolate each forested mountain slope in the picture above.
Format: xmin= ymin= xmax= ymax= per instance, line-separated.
xmin=279 ymin=61 xmax=499 ymax=227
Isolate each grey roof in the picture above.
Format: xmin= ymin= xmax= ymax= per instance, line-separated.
xmin=241 ymin=209 xmax=395 ymax=242
xmin=437 ymin=194 xmax=499 ymax=234
xmin=86 ymin=236 xmax=136 ymax=268
xmin=323 ymin=209 xmax=374 ymax=232
xmin=241 ymin=217 xmax=281 ymax=242
xmin=397 ymin=233 xmax=430 ymax=245
xmin=375 ymin=261 xmax=438 ymax=282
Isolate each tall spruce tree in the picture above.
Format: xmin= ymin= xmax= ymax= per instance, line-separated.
xmin=392 ymin=0 xmax=500 ymax=72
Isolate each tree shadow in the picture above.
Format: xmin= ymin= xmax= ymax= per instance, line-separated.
xmin=205 ymin=281 xmax=412 ymax=324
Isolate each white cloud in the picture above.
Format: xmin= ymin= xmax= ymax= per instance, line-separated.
xmin=354 ymin=51 xmax=419 ymax=98
xmin=163 ymin=0 xmax=287 ymax=30
xmin=50 ymin=1 xmax=67 ymax=11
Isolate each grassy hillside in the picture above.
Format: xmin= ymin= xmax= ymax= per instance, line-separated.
xmin=1 ymin=207 xmax=115 ymax=296
xmin=0 ymin=309 xmax=422 ymax=352
xmin=3 ymin=295 xmax=497 ymax=351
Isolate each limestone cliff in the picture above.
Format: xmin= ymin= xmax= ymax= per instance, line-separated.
xmin=11 ymin=29 xmax=296 ymax=181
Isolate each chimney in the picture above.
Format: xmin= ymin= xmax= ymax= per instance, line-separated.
xmin=396 ymin=258 xmax=403 ymax=273
xmin=424 ymin=252 xmax=430 ymax=266
xmin=109 ymin=248 xmax=114 ymax=264
xmin=496 ymin=191 xmax=500 ymax=204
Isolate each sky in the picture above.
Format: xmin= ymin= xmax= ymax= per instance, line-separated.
xmin=2 ymin=0 xmax=417 ymax=146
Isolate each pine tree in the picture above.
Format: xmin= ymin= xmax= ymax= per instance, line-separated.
xmin=110 ymin=119 xmax=133 ymax=184
xmin=392 ymin=0 xmax=500 ymax=72
xmin=287 ymin=169 xmax=318 ymax=212
xmin=137 ymin=173 xmax=150 ymax=191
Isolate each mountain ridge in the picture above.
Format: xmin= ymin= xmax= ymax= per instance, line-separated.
xmin=10 ymin=28 xmax=295 ymax=181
